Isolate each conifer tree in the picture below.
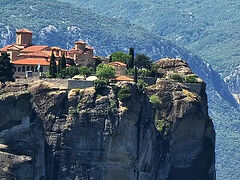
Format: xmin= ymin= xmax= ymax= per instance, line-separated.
xmin=49 ymin=52 xmax=57 ymax=78
xmin=58 ymin=53 xmax=66 ymax=73
xmin=109 ymin=55 xmax=112 ymax=63
xmin=129 ymin=47 xmax=134 ymax=69
xmin=0 ymin=53 xmax=14 ymax=83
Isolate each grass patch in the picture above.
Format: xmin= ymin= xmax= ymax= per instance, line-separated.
xmin=149 ymin=94 xmax=162 ymax=108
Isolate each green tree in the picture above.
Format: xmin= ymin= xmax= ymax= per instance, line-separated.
xmin=111 ymin=51 xmax=131 ymax=64
xmin=96 ymin=64 xmax=116 ymax=80
xmin=78 ymin=66 xmax=94 ymax=77
xmin=128 ymin=47 xmax=134 ymax=69
xmin=135 ymin=54 xmax=152 ymax=69
xmin=109 ymin=55 xmax=112 ymax=63
xmin=66 ymin=66 xmax=79 ymax=77
xmin=49 ymin=53 xmax=57 ymax=78
xmin=58 ymin=53 xmax=66 ymax=73
xmin=0 ymin=53 xmax=14 ymax=83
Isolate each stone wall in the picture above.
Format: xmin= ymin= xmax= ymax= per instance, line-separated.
xmin=68 ymin=80 xmax=94 ymax=90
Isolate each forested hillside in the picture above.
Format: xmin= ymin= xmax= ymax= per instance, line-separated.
xmin=0 ymin=0 xmax=239 ymax=179
xmin=60 ymin=0 xmax=240 ymax=79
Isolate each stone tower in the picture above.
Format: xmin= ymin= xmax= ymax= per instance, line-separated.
xmin=16 ymin=28 xmax=33 ymax=47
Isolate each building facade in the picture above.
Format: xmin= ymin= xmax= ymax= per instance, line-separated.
xmin=0 ymin=29 xmax=95 ymax=78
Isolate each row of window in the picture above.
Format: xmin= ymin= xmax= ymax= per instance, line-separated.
xmin=14 ymin=66 xmax=43 ymax=73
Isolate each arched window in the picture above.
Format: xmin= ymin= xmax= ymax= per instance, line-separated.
xmin=22 ymin=66 xmax=25 ymax=72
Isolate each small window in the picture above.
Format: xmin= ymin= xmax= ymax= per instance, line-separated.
xmin=26 ymin=66 xmax=30 ymax=71
xmin=18 ymin=67 xmax=21 ymax=72
xmin=22 ymin=66 xmax=25 ymax=72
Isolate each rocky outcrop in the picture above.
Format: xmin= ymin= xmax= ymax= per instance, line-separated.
xmin=0 ymin=62 xmax=215 ymax=180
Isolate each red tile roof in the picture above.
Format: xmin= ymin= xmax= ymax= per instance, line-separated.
xmin=0 ymin=45 xmax=12 ymax=52
xmin=21 ymin=46 xmax=49 ymax=52
xmin=109 ymin=61 xmax=127 ymax=67
xmin=16 ymin=28 xmax=33 ymax=34
xmin=111 ymin=76 xmax=133 ymax=81
xmin=12 ymin=58 xmax=50 ymax=66
xmin=19 ymin=51 xmax=50 ymax=58
xmin=12 ymin=58 xmax=72 ymax=67
xmin=74 ymin=40 xmax=86 ymax=44
xmin=51 ymin=46 xmax=61 ymax=50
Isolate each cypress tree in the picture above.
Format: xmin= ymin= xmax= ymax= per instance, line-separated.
xmin=49 ymin=52 xmax=57 ymax=78
xmin=109 ymin=55 xmax=112 ymax=63
xmin=0 ymin=53 xmax=14 ymax=83
xmin=58 ymin=53 xmax=66 ymax=73
xmin=129 ymin=47 xmax=134 ymax=69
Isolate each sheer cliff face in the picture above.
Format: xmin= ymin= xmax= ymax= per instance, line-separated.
xmin=0 ymin=70 xmax=215 ymax=179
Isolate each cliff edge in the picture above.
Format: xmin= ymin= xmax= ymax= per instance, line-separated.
xmin=0 ymin=59 xmax=215 ymax=180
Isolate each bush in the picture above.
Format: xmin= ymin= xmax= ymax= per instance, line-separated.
xmin=169 ymin=73 xmax=185 ymax=82
xmin=185 ymin=75 xmax=198 ymax=83
xmin=94 ymin=79 xmax=108 ymax=94
xmin=137 ymin=79 xmax=148 ymax=90
xmin=96 ymin=64 xmax=116 ymax=80
xmin=78 ymin=66 xmax=94 ymax=77
xmin=118 ymin=86 xmax=131 ymax=102
xmin=149 ymin=94 xmax=162 ymax=108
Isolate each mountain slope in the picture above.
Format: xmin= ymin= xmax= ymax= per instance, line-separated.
xmin=0 ymin=1 xmax=239 ymax=179
xmin=0 ymin=0 xmax=236 ymax=107
xmin=59 ymin=0 xmax=240 ymax=82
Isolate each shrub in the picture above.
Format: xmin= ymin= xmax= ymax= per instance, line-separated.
xmin=78 ymin=66 xmax=94 ymax=77
xmin=118 ymin=86 xmax=131 ymax=102
xmin=94 ymin=79 xmax=108 ymax=94
xmin=149 ymin=94 xmax=162 ymax=108
xmin=185 ymin=75 xmax=198 ymax=83
xmin=137 ymin=79 xmax=148 ymax=90
xmin=169 ymin=73 xmax=185 ymax=82
xmin=96 ymin=64 xmax=116 ymax=80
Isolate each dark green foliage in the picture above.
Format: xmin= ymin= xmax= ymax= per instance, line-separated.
xmin=149 ymin=94 xmax=162 ymax=108
xmin=137 ymin=79 xmax=148 ymax=90
xmin=111 ymin=51 xmax=131 ymax=64
xmin=135 ymin=54 xmax=152 ymax=69
xmin=49 ymin=53 xmax=57 ymax=78
xmin=78 ymin=66 xmax=94 ymax=77
xmin=94 ymin=79 xmax=108 ymax=94
xmin=96 ymin=64 xmax=116 ymax=80
xmin=58 ymin=53 xmax=66 ymax=73
xmin=0 ymin=53 xmax=14 ymax=83
xmin=57 ymin=66 xmax=79 ymax=78
xmin=66 ymin=66 xmax=79 ymax=77
xmin=118 ymin=86 xmax=131 ymax=102
xmin=109 ymin=55 xmax=112 ymax=63
xmin=169 ymin=74 xmax=185 ymax=83
xmin=134 ymin=67 xmax=138 ymax=83
xmin=170 ymin=74 xmax=199 ymax=83
xmin=128 ymin=47 xmax=134 ymax=69
xmin=185 ymin=75 xmax=198 ymax=83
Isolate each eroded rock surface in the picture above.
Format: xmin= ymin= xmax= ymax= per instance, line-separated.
xmin=0 ymin=61 xmax=215 ymax=180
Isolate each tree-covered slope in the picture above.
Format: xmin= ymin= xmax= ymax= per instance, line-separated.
xmin=59 ymin=0 xmax=240 ymax=79
xmin=0 ymin=0 xmax=239 ymax=179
